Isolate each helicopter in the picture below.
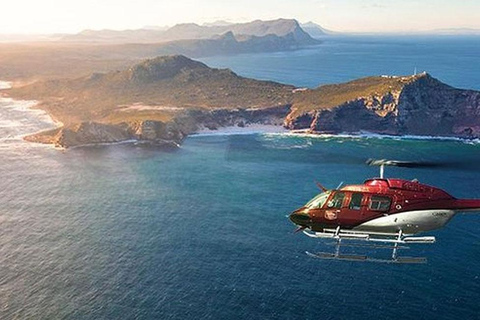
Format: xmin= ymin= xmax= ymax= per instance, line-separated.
xmin=289 ymin=159 xmax=480 ymax=264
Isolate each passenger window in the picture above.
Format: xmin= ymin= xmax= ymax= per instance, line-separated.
xmin=369 ymin=196 xmax=391 ymax=211
xmin=349 ymin=193 xmax=363 ymax=210
xmin=328 ymin=192 xmax=345 ymax=209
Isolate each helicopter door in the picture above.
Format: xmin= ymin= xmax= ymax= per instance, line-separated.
xmin=339 ymin=192 xmax=365 ymax=225
xmin=324 ymin=191 xmax=346 ymax=220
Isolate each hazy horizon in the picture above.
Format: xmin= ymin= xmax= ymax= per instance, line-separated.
xmin=1 ymin=0 xmax=480 ymax=35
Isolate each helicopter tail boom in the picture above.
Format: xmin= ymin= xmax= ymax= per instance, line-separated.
xmin=452 ymin=199 xmax=480 ymax=213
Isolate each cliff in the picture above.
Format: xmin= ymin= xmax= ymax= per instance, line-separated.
xmin=286 ymin=73 xmax=480 ymax=138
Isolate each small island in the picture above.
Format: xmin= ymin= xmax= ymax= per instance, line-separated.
xmin=5 ymin=55 xmax=480 ymax=148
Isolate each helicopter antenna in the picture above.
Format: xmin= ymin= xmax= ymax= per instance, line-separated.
xmin=336 ymin=181 xmax=344 ymax=189
xmin=380 ymin=164 xmax=385 ymax=179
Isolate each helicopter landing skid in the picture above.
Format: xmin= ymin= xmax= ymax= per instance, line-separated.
xmin=303 ymin=227 xmax=435 ymax=264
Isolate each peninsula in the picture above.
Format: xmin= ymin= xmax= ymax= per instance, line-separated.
xmin=5 ymin=55 xmax=480 ymax=148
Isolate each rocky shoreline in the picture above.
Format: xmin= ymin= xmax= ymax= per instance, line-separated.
xmin=23 ymin=104 xmax=291 ymax=148
xmin=285 ymin=73 xmax=480 ymax=139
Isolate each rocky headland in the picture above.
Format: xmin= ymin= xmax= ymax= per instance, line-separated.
xmin=5 ymin=55 xmax=480 ymax=148
xmin=286 ymin=73 xmax=480 ymax=137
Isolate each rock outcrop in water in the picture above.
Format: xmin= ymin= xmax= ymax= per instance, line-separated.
xmin=7 ymin=55 xmax=480 ymax=148
xmin=23 ymin=121 xmax=186 ymax=148
xmin=285 ymin=72 xmax=480 ymax=138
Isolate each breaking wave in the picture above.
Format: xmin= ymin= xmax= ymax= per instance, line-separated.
xmin=264 ymin=130 xmax=480 ymax=145
xmin=0 ymin=81 xmax=58 ymax=148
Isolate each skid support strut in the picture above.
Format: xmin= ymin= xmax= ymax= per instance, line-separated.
xmin=304 ymin=228 xmax=435 ymax=264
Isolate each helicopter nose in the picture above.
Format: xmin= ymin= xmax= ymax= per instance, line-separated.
xmin=289 ymin=208 xmax=311 ymax=227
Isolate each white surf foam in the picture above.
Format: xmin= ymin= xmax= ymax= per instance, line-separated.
xmin=0 ymin=81 xmax=59 ymax=147
xmin=265 ymin=130 xmax=480 ymax=145
xmin=192 ymin=124 xmax=287 ymax=137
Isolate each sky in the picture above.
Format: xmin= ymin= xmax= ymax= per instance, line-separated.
xmin=1 ymin=0 xmax=479 ymax=34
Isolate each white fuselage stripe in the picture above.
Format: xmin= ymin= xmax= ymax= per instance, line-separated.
xmin=353 ymin=209 xmax=457 ymax=234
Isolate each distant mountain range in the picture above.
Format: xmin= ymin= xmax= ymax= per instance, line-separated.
xmin=62 ymin=18 xmax=320 ymax=45
xmin=2 ymin=20 xmax=479 ymax=45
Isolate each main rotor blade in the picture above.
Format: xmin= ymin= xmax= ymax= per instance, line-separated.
xmin=314 ymin=180 xmax=328 ymax=192
xmin=366 ymin=158 xmax=442 ymax=168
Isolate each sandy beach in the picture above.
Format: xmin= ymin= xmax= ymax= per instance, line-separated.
xmin=192 ymin=124 xmax=287 ymax=137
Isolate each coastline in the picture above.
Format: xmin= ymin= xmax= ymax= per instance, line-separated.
xmin=188 ymin=126 xmax=480 ymax=146
xmin=3 ymin=86 xmax=479 ymax=148
xmin=0 ymin=81 xmax=61 ymax=147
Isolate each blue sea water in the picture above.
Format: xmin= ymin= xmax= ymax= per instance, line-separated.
xmin=201 ymin=35 xmax=480 ymax=90
xmin=1 ymin=36 xmax=480 ymax=320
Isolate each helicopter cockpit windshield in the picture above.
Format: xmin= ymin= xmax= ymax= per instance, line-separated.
xmin=305 ymin=191 xmax=331 ymax=209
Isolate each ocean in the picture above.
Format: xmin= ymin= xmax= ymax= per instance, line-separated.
xmin=1 ymin=35 xmax=480 ymax=319
xmin=201 ymin=35 xmax=480 ymax=90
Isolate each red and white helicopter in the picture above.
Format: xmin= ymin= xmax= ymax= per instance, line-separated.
xmin=290 ymin=159 xmax=480 ymax=264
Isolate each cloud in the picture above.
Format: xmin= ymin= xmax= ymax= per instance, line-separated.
xmin=310 ymin=0 xmax=328 ymax=9
xmin=362 ymin=3 xmax=387 ymax=9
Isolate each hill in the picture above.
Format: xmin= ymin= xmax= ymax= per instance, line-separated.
xmin=8 ymin=55 xmax=294 ymax=125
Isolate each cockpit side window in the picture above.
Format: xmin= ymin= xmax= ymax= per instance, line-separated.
xmin=349 ymin=193 xmax=363 ymax=210
xmin=327 ymin=192 xmax=345 ymax=209
xmin=369 ymin=195 xmax=391 ymax=211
